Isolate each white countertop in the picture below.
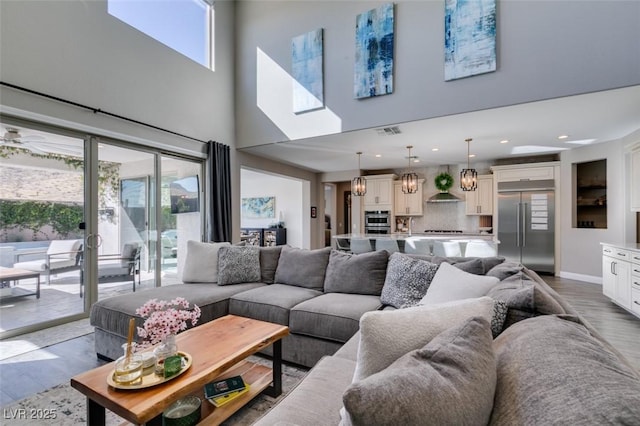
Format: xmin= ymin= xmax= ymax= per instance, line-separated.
xmin=334 ymin=233 xmax=498 ymax=242
xmin=601 ymin=242 xmax=640 ymax=253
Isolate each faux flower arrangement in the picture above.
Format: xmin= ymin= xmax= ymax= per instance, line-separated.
xmin=135 ymin=297 xmax=201 ymax=349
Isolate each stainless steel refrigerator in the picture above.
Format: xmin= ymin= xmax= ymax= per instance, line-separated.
xmin=497 ymin=180 xmax=555 ymax=273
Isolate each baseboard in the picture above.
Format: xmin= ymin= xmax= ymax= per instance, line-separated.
xmin=558 ymin=271 xmax=602 ymax=285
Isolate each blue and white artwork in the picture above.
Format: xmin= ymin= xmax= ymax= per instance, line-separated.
xmin=242 ymin=197 xmax=275 ymax=219
xmin=444 ymin=0 xmax=496 ymax=81
xmin=292 ymin=28 xmax=324 ymax=114
xmin=354 ymin=3 xmax=394 ymax=99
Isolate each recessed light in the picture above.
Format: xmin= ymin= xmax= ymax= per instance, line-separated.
xmin=469 ymin=154 xmax=476 ymax=158
xmin=413 ymin=159 xmax=420 ymax=163
xmin=500 ymin=140 xmax=509 ymax=144
xmin=558 ymin=134 xmax=569 ymax=140
xmin=431 ymin=148 xmax=439 ymax=152
xmin=375 ymin=154 xmax=382 ymax=158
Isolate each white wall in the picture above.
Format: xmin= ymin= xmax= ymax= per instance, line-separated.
xmin=235 ymin=0 xmax=640 ymax=148
xmin=240 ymin=169 xmax=305 ymax=248
xmin=559 ymin=141 xmax=628 ymax=282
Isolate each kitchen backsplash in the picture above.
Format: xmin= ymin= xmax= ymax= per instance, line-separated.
xmin=395 ymin=201 xmax=480 ymax=233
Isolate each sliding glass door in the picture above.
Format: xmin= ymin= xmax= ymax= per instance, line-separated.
xmin=0 ymin=117 xmax=205 ymax=338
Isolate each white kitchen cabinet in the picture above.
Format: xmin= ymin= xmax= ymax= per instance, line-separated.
xmin=363 ymin=175 xmax=395 ymax=211
xmin=394 ymin=180 xmax=424 ymax=216
xmin=601 ymin=244 xmax=634 ymax=313
xmin=465 ymin=175 xmax=493 ymax=215
xmin=631 ymin=148 xmax=640 ymax=212
xmin=491 ymin=163 xmax=557 ymax=183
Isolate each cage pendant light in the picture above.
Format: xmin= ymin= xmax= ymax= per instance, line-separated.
xmin=401 ymin=145 xmax=419 ymax=194
xmin=352 ymin=152 xmax=367 ymax=196
xmin=460 ymin=138 xmax=478 ymax=191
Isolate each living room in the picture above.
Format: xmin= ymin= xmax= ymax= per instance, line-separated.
xmin=1 ymin=0 xmax=640 ymax=424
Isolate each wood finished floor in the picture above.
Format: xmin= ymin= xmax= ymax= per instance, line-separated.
xmin=1 ymin=275 xmax=639 ymax=408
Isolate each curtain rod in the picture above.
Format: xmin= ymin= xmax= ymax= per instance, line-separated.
xmin=1 ymin=81 xmax=208 ymax=144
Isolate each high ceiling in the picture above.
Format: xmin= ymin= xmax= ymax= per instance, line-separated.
xmin=241 ymin=85 xmax=640 ymax=173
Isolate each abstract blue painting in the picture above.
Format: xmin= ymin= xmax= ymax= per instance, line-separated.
xmin=444 ymin=0 xmax=496 ymax=81
xmin=242 ymin=197 xmax=275 ymax=219
xmin=354 ymin=3 xmax=394 ymax=99
xmin=292 ymin=28 xmax=324 ymax=114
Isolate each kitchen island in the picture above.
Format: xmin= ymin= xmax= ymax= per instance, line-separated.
xmin=333 ymin=233 xmax=499 ymax=257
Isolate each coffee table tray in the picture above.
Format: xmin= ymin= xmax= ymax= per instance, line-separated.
xmin=107 ymin=352 xmax=192 ymax=390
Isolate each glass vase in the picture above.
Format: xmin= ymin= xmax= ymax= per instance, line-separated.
xmin=114 ymin=342 xmax=143 ymax=385
xmin=154 ymin=334 xmax=178 ymax=376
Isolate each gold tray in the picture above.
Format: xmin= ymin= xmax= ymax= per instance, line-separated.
xmin=107 ymin=352 xmax=192 ymax=390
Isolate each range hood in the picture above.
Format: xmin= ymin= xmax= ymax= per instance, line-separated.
xmin=427 ymin=192 xmax=462 ymax=203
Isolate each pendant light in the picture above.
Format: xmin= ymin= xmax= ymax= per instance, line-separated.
xmin=352 ymin=152 xmax=367 ymax=196
xmin=460 ymin=138 xmax=478 ymax=191
xmin=401 ymin=145 xmax=419 ymax=194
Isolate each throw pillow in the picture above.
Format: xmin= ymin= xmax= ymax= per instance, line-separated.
xmin=181 ymin=240 xmax=230 ymax=283
xmin=274 ymin=246 xmax=331 ymax=290
xmin=258 ymin=246 xmax=282 ymax=284
xmin=217 ymin=245 xmax=261 ymax=285
xmin=380 ymin=253 xmax=439 ymax=308
xmin=486 ymin=261 xmax=523 ymax=280
xmin=491 ymin=299 xmax=508 ymax=338
xmin=431 ymin=256 xmax=484 ymax=275
xmin=486 ymin=272 xmax=566 ymax=328
xmin=420 ymin=262 xmax=500 ymax=305
xmin=342 ymin=317 xmax=496 ymax=426
xmin=324 ymin=250 xmax=389 ymax=295
xmin=352 ymin=296 xmax=495 ymax=382
xmin=490 ymin=315 xmax=640 ymax=425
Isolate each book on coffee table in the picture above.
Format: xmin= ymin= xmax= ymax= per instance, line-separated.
xmin=208 ymin=384 xmax=251 ymax=408
xmin=204 ymin=375 xmax=247 ymax=399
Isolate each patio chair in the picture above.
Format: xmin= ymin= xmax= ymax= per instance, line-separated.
xmin=13 ymin=239 xmax=83 ymax=285
xmin=80 ymin=243 xmax=141 ymax=297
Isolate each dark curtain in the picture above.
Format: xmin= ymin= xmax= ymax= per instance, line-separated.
xmin=207 ymin=141 xmax=231 ymax=242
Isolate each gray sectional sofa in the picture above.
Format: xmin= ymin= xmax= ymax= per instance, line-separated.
xmin=90 ymin=242 xmax=640 ymax=425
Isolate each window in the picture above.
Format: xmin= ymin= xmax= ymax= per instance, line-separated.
xmin=108 ymin=0 xmax=214 ymax=69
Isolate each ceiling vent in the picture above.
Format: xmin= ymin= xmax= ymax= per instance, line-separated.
xmin=375 ymin=126 xmax=401 ymax=136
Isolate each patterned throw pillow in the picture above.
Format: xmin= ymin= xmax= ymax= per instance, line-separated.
xmin=491 ymin=300 xmax=509 ymax=338
xmin=380 ymin=253 xmax=439 ymax=309
xmin=217 ymin=246 xmax=261 ymax=285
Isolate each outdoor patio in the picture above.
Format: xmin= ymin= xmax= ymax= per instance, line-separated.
xmin=0 ymin=262 xmax=181 ymax=332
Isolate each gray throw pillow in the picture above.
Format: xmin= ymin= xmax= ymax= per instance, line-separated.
xmin=353 ymin=297 xmax=496 ymax=381
xmin=343 ymin=317 xmax=496 ymax=426
xmin=420 ymin=262 xmax=500 ymax=305
xmin=491 ymin=300 xmax=508 ymax=338
xmin=486 ymin=261 xmax=524 ymax=280
xmin=259 ymin=246 xmax=282 ymax=284
xmin=490 ymin=315 xmax=640 ymax=425
xmin=324 ymin=250 xmax=389 ymax=295
xmin=431 ymin=256 xmax=505 ymax=275
xmin=182 ymin=240 xmax=230 ymax=283
xmin=274 ymin=246 xmax=331 ymax=290
xmin=380 ymin=253 xmax=439 ymax=309
xmin=217 ymin=245 xmax=261 ymax=285
xmin=486 ymin=272 xmax=565 ymax=328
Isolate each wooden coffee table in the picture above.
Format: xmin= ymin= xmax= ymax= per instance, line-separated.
xmin=70 ymin=315 xmax=289 ymax=425
xmin=0 ymin=267 xmax=41 ymax=300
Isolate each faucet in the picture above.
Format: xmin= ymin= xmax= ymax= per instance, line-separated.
xmin=408 ymin=218 xmax=414 ymax=236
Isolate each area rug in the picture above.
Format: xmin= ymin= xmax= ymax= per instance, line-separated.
xmin=1 ymin=355 xmax=309 ymax=425
xmin=0 ymin=318 xmax=94 ymax=360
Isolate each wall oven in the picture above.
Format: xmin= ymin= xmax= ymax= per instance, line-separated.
xmin=364 ymin=210 xmax=391 ymax=234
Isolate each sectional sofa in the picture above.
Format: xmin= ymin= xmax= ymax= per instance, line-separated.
xmin=90 ymin=241 xmax=640 ymax=425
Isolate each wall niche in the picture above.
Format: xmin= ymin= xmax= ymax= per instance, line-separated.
xmin=574 ymin=159 xmax=607 ymax=229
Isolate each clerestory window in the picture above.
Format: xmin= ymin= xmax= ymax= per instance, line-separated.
xmin=108 ymin=0 xmax=215 ymax=70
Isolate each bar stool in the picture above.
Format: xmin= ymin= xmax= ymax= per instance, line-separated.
xmin=350 ymin=238 xmax=374 ymax=254
xmin=464 ymin=240 xmax=497 ymax=257
xmin=374 ymin=238 xmax=400 ymax=254
xmin=433 ymin=240 xmax=462 ymax=257
xmin=403 ymin=238 xmax=431 ymax=255
xmin=335 ymin=238 xmax=351 ymax=252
